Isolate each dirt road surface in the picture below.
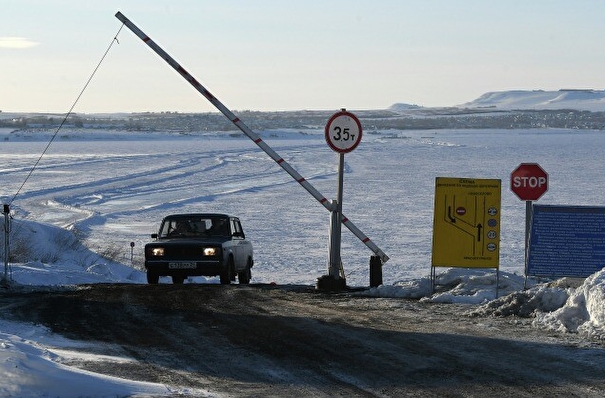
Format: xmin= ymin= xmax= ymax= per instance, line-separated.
xmin=1 ymin=283 xmax=605 ymax=397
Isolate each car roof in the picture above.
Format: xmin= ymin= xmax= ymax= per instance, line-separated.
xmin=163 ymin=213 xmax=233 ymax=219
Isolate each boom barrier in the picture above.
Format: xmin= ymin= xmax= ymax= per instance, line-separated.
xmin=115 ymin=12 xmax=389 ymax=263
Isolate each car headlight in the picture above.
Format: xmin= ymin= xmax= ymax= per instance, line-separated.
xmin=203 ymin=247 xmax=217 ymax=256
xmin=151 ymin=247 xmax=165 ymax=256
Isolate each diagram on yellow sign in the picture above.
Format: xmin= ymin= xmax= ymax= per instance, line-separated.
xmin=432 ymin=177 xmax=501 ymax=269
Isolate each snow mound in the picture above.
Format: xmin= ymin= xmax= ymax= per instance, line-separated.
xmin=361 ymin=268 xmax=525 ymax=304
xmin=471 ymin=285 xmax=570 ymax=317
xmin=2 ymin=218 xmax=146 ymax=286
xmin=362 ymin=267 xmax=605 ymax=340
xmin=460 ymin=89 xmax=605 ymax=111
xmin=535 ymin=268 xmax=605 ymax=338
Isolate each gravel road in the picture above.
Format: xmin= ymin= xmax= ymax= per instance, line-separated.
xmin=1 ymin=283 xmax=604 ymax=397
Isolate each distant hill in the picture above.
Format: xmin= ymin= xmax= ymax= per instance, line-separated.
xmin=459 ymin=89 xmax=605 ymax=111
xmin=388 ymin=103 xmax=423 ymax=112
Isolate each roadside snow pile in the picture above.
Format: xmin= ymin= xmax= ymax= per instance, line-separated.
xmin=0 ymin=319 xmax=207 ymax=397
xmin=535 ymin=269 xmax=605 ymax=338
xmin=474 ymin=270 xmax=605 ymax=339
xmin=2 ymin=218 xmax=145 ymax=286
xmin=362 ymin=267 xmax=605 ymax=340
xmin=470 ymin=283 xmax=570 ymax=317
xmin=361 ymin=268 xmax=525 ymax=303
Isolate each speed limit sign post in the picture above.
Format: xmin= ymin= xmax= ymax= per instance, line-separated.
xmin=321 ymin=109 xmax=363 ymax=289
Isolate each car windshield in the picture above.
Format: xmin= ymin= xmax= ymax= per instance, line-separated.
xmin=159 ymin=216 xmax=229 ymax=238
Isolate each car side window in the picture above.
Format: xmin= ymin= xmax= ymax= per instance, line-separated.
xmin=230 ymin=219 xmax=245 ymax=238
xmin=159 ymin=220 xmax=174 ymax=237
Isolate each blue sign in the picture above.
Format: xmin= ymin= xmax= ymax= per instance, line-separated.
xmin=527 ymin=205 xmax=605 ymax=278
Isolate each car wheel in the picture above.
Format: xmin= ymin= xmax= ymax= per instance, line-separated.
xmin=172 ymin=275 xmax=185 ymax=284
xmin=220 ymin=258 xmax=233 ymax=285
xmin=147 ymin=272 xmax=159 ymax=284
xmin=238 ymin=260 xmax=252 ymax=284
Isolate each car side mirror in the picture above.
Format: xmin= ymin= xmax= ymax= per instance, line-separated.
xmin=151 ymin=233 xmax=158 ymax=239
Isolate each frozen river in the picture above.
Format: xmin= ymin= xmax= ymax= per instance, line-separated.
xmin=2 ymin=127 xmax=605 ymax=286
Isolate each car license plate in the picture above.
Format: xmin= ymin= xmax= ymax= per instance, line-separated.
xmin=168 ymin=262 xmax=197 ymax=269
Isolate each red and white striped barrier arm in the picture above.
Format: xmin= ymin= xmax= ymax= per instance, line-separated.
xmin=115 ymin=12 xmax=389 ymax=263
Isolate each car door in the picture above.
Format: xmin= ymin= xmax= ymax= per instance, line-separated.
xmin=229 ymin=217 xmax=247 ymax=270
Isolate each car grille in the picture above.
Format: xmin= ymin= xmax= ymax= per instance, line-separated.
xmin=166 ymin=246 xmax=200 ymax=259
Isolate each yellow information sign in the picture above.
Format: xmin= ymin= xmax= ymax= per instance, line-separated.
xmin=432 ymin=177 xmax=501 ymax=268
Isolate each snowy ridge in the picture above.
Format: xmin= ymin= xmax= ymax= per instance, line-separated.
xmin=388 ymin=103 xmax=423 ymax=112
xmin=460 ymin=89 xmax=605 ymax=111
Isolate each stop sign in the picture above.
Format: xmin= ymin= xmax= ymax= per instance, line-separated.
xmin=510 ymin=163 xmax=548 ymax=201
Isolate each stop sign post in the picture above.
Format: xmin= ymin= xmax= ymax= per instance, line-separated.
xmin=510 ymin=163 xmax=548 ymax=270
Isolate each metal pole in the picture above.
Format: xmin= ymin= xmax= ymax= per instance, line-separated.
xmin=115 ymin=11 xmax=389 ymax=263
xmin=335 ymin=153 xmax=344 ymax=276
xmin=524 ymin=200 xmax=532 ymax=271
xmin=523 ymin=200 xmax=533 ymax=290
xmin=337 ymin=153 xmax=344 ymax=226
xmin=328 ymin=200 xmax=339 ymax=278
xmin=2 ymin=204 xmax=10 ymax=284
xmin=328 ymin=154 xmax=345 ymax=279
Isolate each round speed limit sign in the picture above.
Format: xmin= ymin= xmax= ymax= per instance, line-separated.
xmin=324 ymin=110 xmax=362 ymax=153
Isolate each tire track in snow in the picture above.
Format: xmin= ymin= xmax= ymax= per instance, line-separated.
xmin=6 ymin=141 xmax=334 ymax=233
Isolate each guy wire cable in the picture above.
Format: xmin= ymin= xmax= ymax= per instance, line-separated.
xmin=8 ymin=23 xmax=125 ymax=206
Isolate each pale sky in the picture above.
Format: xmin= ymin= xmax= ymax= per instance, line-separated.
xmin=2 ymin=0 xmax=605 ymax=113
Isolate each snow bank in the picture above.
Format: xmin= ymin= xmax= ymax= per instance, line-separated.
xmin=2 ymin=218 xmax=146 ymax=286
xmin=363 ymin=267 xmax=605 ymax=340
xmin=361 ymin=268 xmax=525 ymax=304
xmin=535 ymin=269 xmax=605 ymax=338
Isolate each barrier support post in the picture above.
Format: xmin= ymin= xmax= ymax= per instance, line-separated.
xmin=370 ymin=255 xmax=382 ymax=287
xmin=2 ymin=204 xmax=10 ymax=285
